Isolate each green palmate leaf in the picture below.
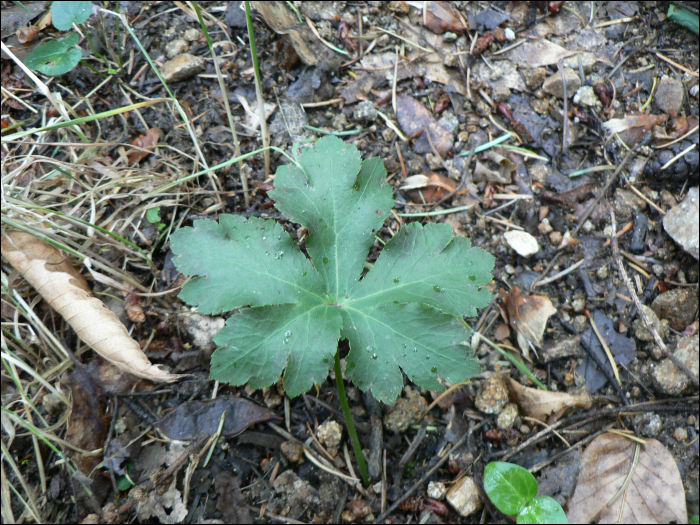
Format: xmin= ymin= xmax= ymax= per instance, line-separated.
xmin=51 ymin=0 xmax=92 ymax=31
xmin=171 ymin=135 xmax=494 ymax=404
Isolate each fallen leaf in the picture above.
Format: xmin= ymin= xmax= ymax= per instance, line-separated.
xmin=504 ymin=287 xmax=556 ymax=358
xmin=401 ymin=173 xmax=457 ymax=203
xmin=1 ymin=232 xmax=181 ymax=383
xmin=602 ymin=113 xmax=668 ymax=147
xmin=396 ymin=94 xmax=454 ymax=157
xmin=156 ymin=396 xmax=280 ymax=441
xmin=507 ymin=378 xmax=591 ymax=420
xmin=419 ymin=1 xmax=466 ymax=34
xmin=567 ymin=433 xmax=686 ymax=524
xmin=505 ymin=39 xmax=576 ymax=68
xmin=127 ymin=128 xmax=160 ymax=165
xmin=215 ymin=472 xmax=253 ymax=524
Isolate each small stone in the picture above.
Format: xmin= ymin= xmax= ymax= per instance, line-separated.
xmin=280 ymin=441 xmax=302 ymax=462
xmin=426 ymin=153 xmax=443 ymax=170
xmin=161 ymin=54 xmax=205 ymax=82
xmin=447 ymin=476 xmax=483 ymax=517
xmin=633 ymin=305 xmax=669 ymax=345
xmin=530 ymin=98 xmax=550 ymax=115
xmin=353 ymin=100 xmax=377 ymax=124
xmin=496 ymin=403 xmax=518 ymax=429
xmin=522 ymin=67 xmax=548 ymax=91
xmin=183 ymin=28 xmax=201 ymax=42
xmin=655 ymin=75 xmax=684 ymax=114
xmin=504 ymin=231 xmax=540 ymax=257
xmin=572 ymin=315 xmax=588 ymax=333
xmin=181 ymin=313 xmax=224 ymax=352
xmin=475 ymin=100 xmax=492 ymax=117
xmin=428 ymin=481 xmax=447 ymax=500
xmin=542 ymin=68 xmax=581 ymax=99
xmin=438 ymin=112 xmax=459 ymax=134
xmin=563 ymin=52 xmax=597 ymax=73
xmin=652 ymin=334 xmax=699 ymax=395
xmin=636 ymin=412 xmax=662 ymax=437
xmin=332 ymin=113 xmax=348 ymax=130
xmin=443 ymin=31 xmax=458 ymax=43
xmin=538 ymin=218 xmax=553 ymax=235
xmin=572 ymin=298 xmax=586 ymax=313
xmin=492 ymin=85 xmax=511 ymax=102
xmin=317 ymin=420 xmax=343 ymax=449
xmin=549 ymin=231 xmax=563 ymax=245
xmin=444 ymin=53 xmax=458 ymax=67
xmin=596 ymin=265 xmax=608 ymax=279
xmin=475 ymin=377 xmax=509 ymax=415
xmin=504 ymin=264 xmax=516 ymax=274
xmin=573 ymin=86 xmax=598 ymax=107
xmin=384 ymin=388 xmax=428 ymax=433
xmin=165 ymin=39 xmax=189 ymax=59
xmin=614 ymin=188 xmax=647 ymax=220
xmin=652 ymin=288 xmax=699 ymax=331
xmin=673 ymin=427 xmax=688 ymax=442
xmin=663 ymin=187 xmax=699 ymax=260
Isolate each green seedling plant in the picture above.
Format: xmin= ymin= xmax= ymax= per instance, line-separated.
xmin=484 ymin=462 xmax=568 ymax=524
xmin=25 ymin=1 xmax=92 ymax=76
xmin=170 ymin=136 xmax=495 ymax=485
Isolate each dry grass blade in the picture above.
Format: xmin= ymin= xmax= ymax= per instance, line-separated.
xmin=2 ymin=232 xmax=182 ymax=382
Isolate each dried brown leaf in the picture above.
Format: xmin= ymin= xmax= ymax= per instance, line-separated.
xmin=504 ymin=286 xmax=557 ymax=358
xmin=567 ymin=433 xmax=686 ymax=524
xmin=127 ymin=128 xmax=160 ymax=165
xmin=2 ymin=232 xmax=181 ymax=383
xmin=420 ymin=1 xmax=465 ymax=34
xmin=507 ymin=377 xmax=591 ymax=421
xmin=396 ymin=94 xmax=453 ymax=157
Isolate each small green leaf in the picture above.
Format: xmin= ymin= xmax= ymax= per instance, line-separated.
xmin=171 ymin=136 xmax=494 ymax=404
xmin=517 ymin=496 xmax=568 ymax=524
xmin=24 ymin=33 xmax=82 ymax=76
xmin=146 ymin=207 xmax=161 ymax=224
xmin=51 ymin=1 xmax=92 ymax=30
xmin=484 ymin=462 xmax=538 ymax=516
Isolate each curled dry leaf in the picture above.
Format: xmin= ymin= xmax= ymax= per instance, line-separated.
xmin=504 ymin=286 xmax=557 ymax=358
xmin=419 ymin=1 xmax=466 ymax=34
xmin=396 ymin=94 xmax=454 ymax=157
xmin=507 ymin=377 xmax=591 ymax=421
xmin=567 ymin=433 xmax=686 ymax=524
xmin=401 ymin=173 xmax=458 ymax=203
xmin=17 ymin=25 xmax=40 ymax=44
xmin=1 ymin=232 xmax=181 ymax=383
xmin=127 ymin=128 xmax=160 ymax=165
xmin=602 ymin=113 xmax=668 ymax=147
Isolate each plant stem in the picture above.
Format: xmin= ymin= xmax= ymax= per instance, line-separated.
xmin=244 ymin=1 xmax=270 ymax=178
xmin=334 ymin=350 xmax=370 ymax=486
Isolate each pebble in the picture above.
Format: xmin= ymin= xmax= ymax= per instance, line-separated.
xmin=428 ymin=481 xmax=447 ymax=500
xmin=281 ymin=441 xmax=302 ymax=463
xmin=549 ymin=231 xmax=563 ymax=245
xmin=613 ymin=188 xmax=647 ymax=221
xmin=636 ymin=412 xmax=662 ymax=437
xmin=443 ymin=31 xmax=458 ymax=43
xmin=438 ymin=112 xmax=460 ymax=134
xmin=165 ymin=39 xmax=188 ymax=59
xmin=596 ymin=265 xmax=608 ymax=279
xmin=496 ymin=403 xmax=518 ymax=429
xmin=504 ymin=231 xmax=540 ymax=257
xmin=522 ymin=67 xmax=548 ymax=91
xmin=160 ymin=54 xmax=205 ymax=82
xmin=384 ymin=388 xmax=428 ymax=433
xmin=180 ymin=313 xmax=224 ymax=352
xmin=652 ymin=334 xmax=699 ymax=395
xmin=572 ymin=315 xmax=588 ymax=333
xmin=475 ymin=377 xmax=509 ymax=415
xmin=572 ymin=298 xmax=586 ymax=313
xmin=633 ymin=305 xmax=669 ymax=348
xmin=652 ymin=288 xmax=699 ymax=331
xmin=353 ymin=101 xmax=377 ymax=124
xmin=573 ymin=86 xmax=598 ymax=107
xmin=538 ymin=218 xmax=553 ymax=235
xmin=674 ymin=427 xmax=688 ymax=442
xmin=563 ymin=52 xmax=597 ymax=73
xmin=542 ymin=68 xmax=581 ymax=99
xmin=317 ymin=420 xmax=343 ymax=450
xmin=446 ymin=476 xmax=483 ymax=517
xmin=183 ymin=28 xmax=200 ymax=41
xmin=663 ymin=187 xmax=699 ymax=260
xmin=655 ymin=75 xmax=684 ymax=114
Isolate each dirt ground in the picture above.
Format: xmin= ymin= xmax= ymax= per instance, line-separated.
xmin=1 ymin=1 xmax=699 ymax=523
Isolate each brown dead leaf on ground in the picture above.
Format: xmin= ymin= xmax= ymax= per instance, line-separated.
xmin=507 ymin=377 xmax=591 ymax=421
xmin=396 ymin=94 xmax=454 ymax=157
xmin=602 ymin=114 xmax=668 ymax=147
xmin=504 ymin=286 xmax=557 ymax=359
xmin=1 ymin=232 xmax=181 ymax=382
xmin=419 ymin=1 xmax=466 ymax=34
xmin=400 ymin=173 xmax=458 ymax=202
xmin=127 ymin=128 xmax=160 ymax=165
xmin=567 ymin=433 xmax=686 ymax=524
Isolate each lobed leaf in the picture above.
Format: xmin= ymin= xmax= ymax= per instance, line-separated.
xmin=171 ymin=136 xmax=494 ymax=404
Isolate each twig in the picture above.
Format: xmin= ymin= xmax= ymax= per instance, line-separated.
xmin=557 ymin=59 xmax=569 ymax=153
xmin=533 ymin=259 xmax=585 ymax=287
xmin=372 ymin=422 xmax=485 ymax=524
xmin=610 ymin=211 xmax=699 ymax=386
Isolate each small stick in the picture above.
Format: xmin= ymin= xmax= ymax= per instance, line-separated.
xmin=557 ymin=59 xmax=569 ymax=153
xmin=610 ymin=211 xmax=698 ymax=386
xmin=586 ymin=311 xmax=621 ymax=385
xmin=533 ymin=259 xmax=585 ymax=287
